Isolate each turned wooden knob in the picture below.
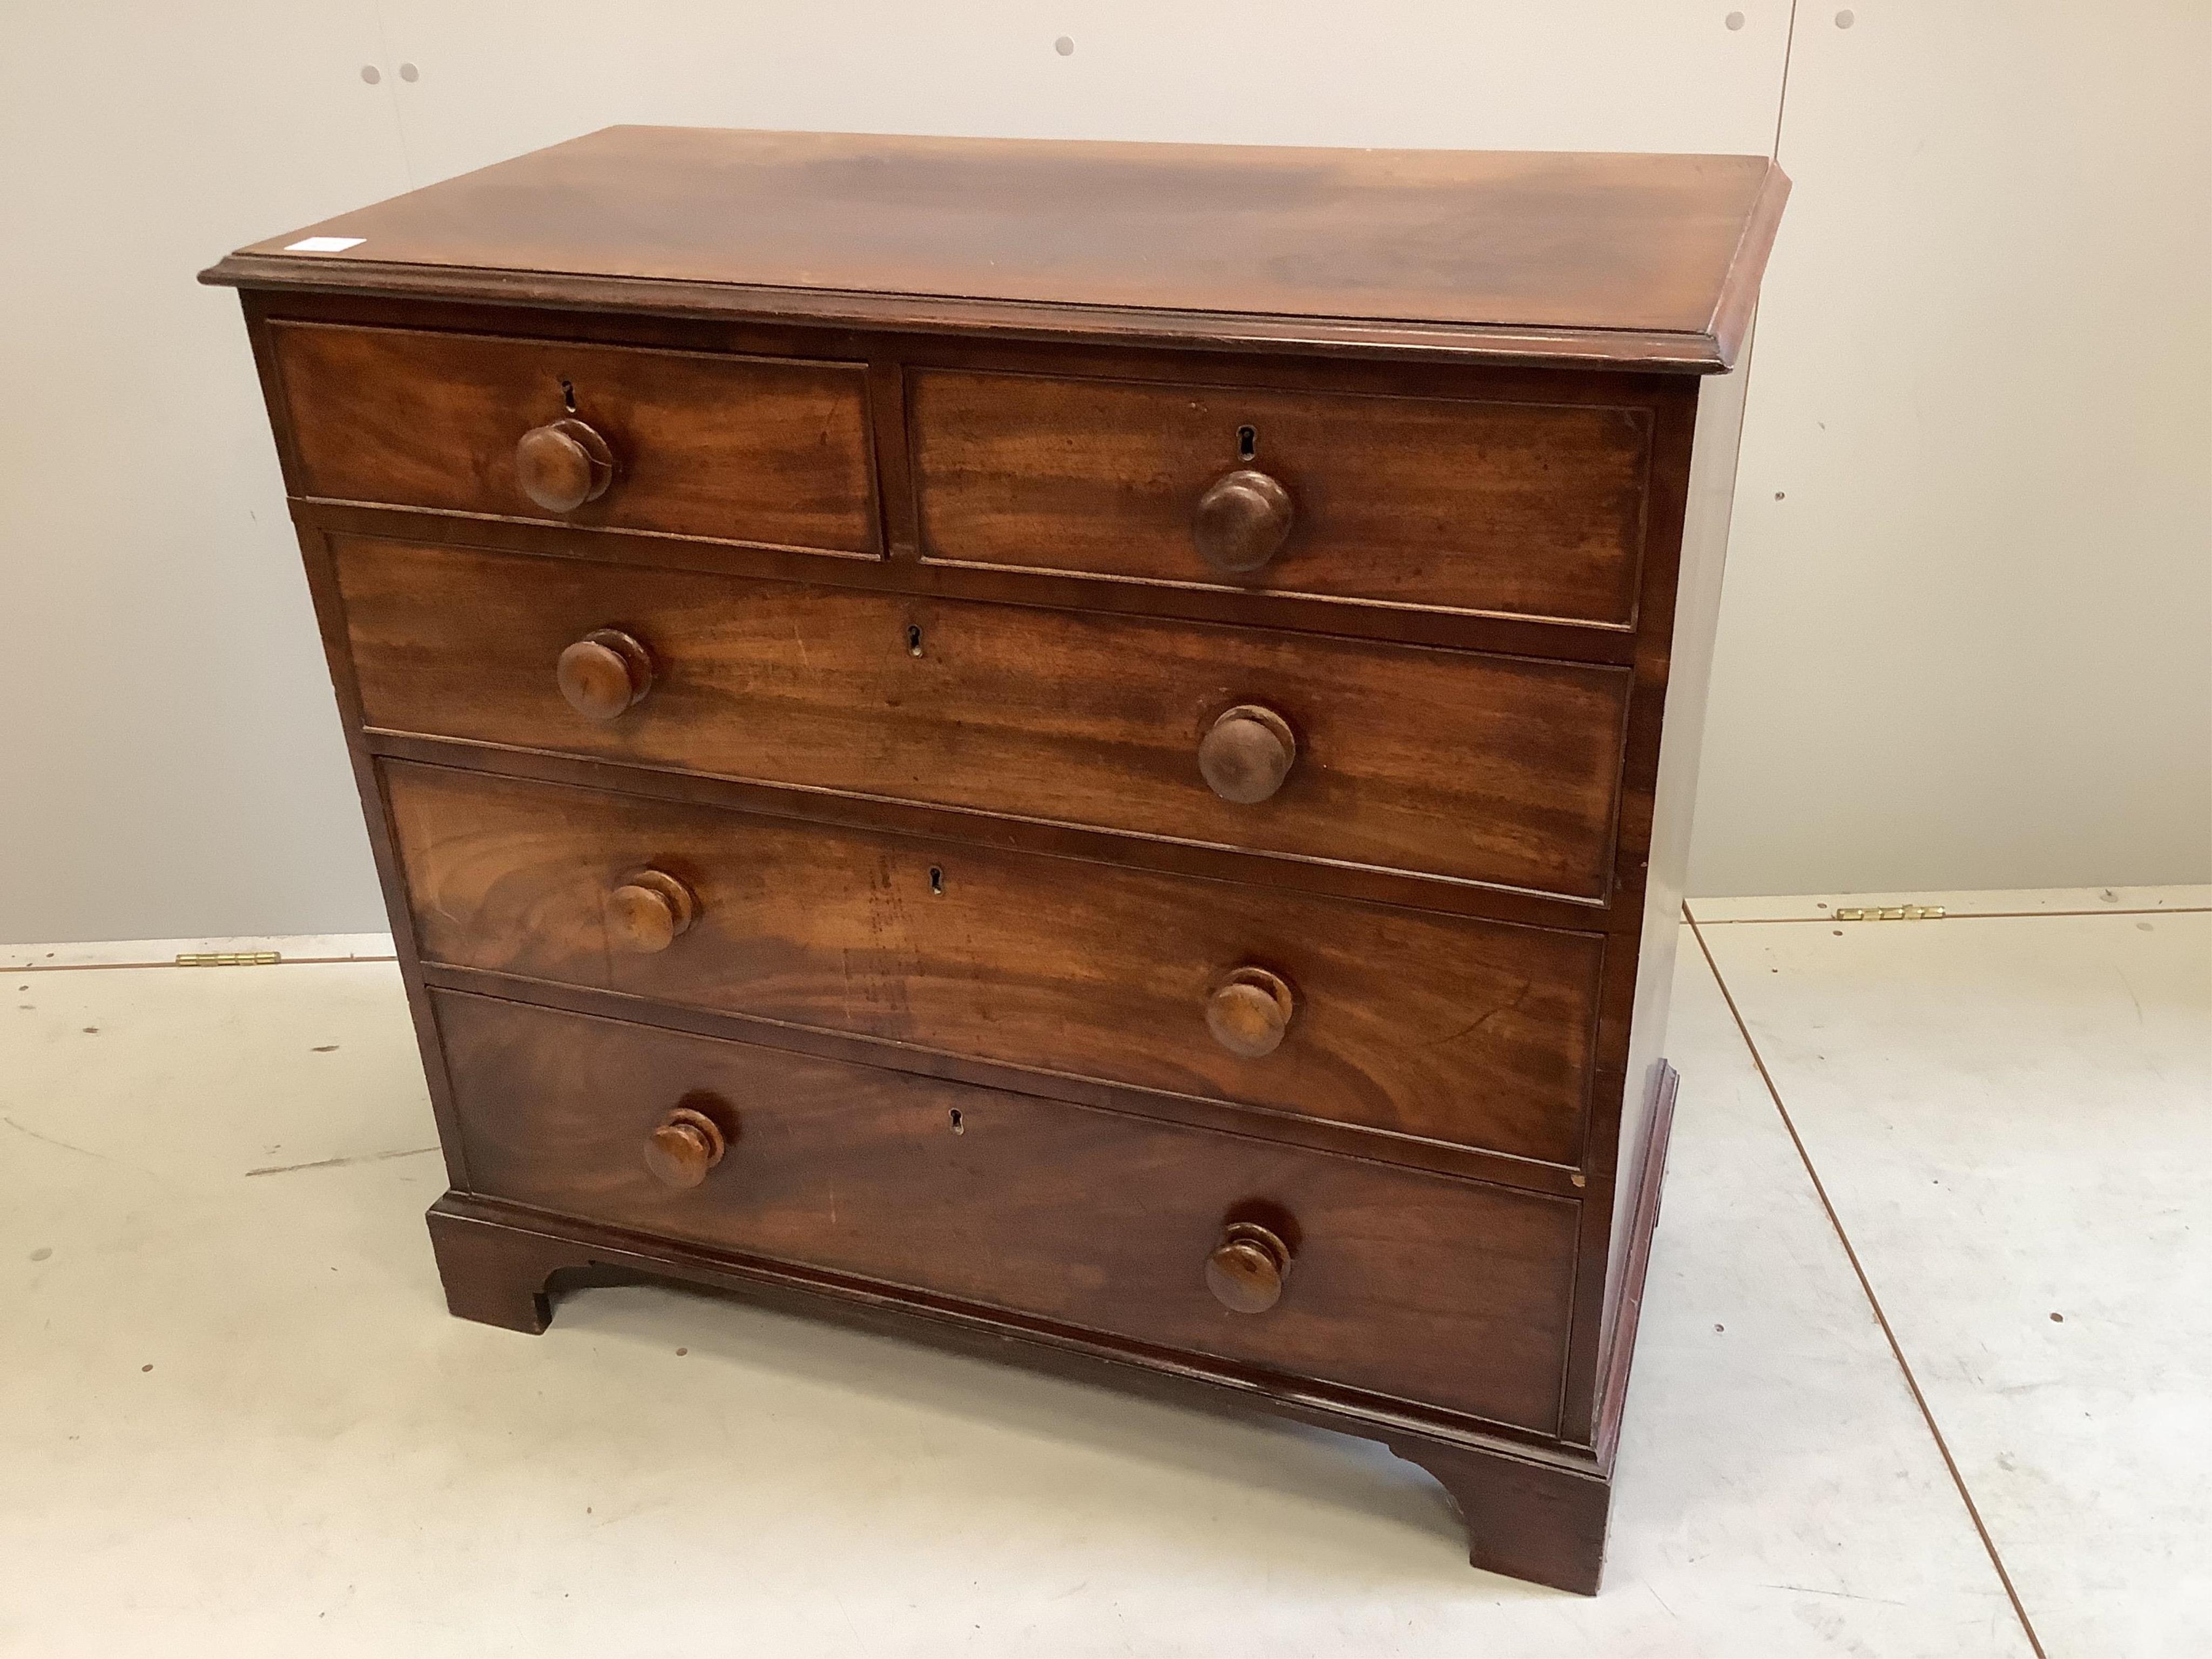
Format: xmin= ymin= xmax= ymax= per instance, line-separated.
xmin=643 ymin=1105 xmax=725 ymax=1189
xmin=1193 ymin=469 xmax=1294 ymax=574
xmin=556 ymin=628 xmax=654 ymax=721
xmin=1206 ymin=1220 xmax=1293 ymax=1314
xmin=1198 ymin=705 xmax=1297 ymax=804
xmin=608 ymin=869 xmax=696 ymax=954
xmin=516 ymin=417 xmax=615 ymax=514
xmin=1205 ymin=967 xmax=1296 ymax=1058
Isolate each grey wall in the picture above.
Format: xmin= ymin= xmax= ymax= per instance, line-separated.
xmin=2 ymin=2 xmax=2205 ymax=945
xmin=1690 ymin=1 xmax=2211 ymax=895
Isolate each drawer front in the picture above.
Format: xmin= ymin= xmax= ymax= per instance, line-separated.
xmin=338 ymin=537 xmax=1630 ymax=899
xmin=269 ymin=322 xmax=878 ymax=554
xmin=387 ymin=762 xmax=1602 ymax=1164
xmin=435 ymin=989 xmax=1580 ymax=1432
xmin=909 ymin=368 xmax=1651 ymax=626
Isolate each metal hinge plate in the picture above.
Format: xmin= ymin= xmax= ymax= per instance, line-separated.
xmin=175 ymin=951 xmax=283 ymax=967
xmin=1831 ymin=905 xmax=1946 ymax=922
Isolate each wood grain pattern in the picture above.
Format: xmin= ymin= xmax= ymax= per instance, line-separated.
xmin=259 ymin=289 xmax=1692 ymax=665
xmin=1205 ymin=1220 xmax=1294 ymax=1314
xmin=208 ymin=127 xmax=1787 ymax=369
xmin=1594 ymin=1062 xmax=1676 ymax=1471
xmin=384 ymin=761 xmax=1603 ymax=1165
xmin=1607 ymin=336 xmax=1758 ymax=1374
xmin=911 ymin=368 xmax=1651 ymax=626
xmin=1385 ymin=1437 xmax=1614 ymax=1594
xmin=213 ymin=129 xmax=1787 ymax=1591
xmin=514 ymin=417 xmax=615 ymax=512
xmin=428 ymin=1187 xmax=1623 ymax=1590
xmin=434 ymin=988 xmax=1582 ymax=1433
xmin=269 ymin=322 xmax=879 ymax=553
xmin=336 ymin=536 xmax=1632 ymax=900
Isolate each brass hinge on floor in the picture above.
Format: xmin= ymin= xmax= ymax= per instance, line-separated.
xmin=1831 ymin=905 xmax=1946 ymax=922
xmin=174 ymin=951 xmax=283 ymax=967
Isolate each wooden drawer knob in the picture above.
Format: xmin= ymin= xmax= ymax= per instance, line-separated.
xmin=516 ymin=417 xmax=615 ymax=514
xmin=609 ymin=869 xmax=697 ymax=954
xmin=643 ymin=1105 xmax=725 ymax=1189
xmin=1198 ymin=704 xmax=1297 ymax=804
xmin=1193 ymin=469 xmax=1294 ymax=574
xmin=557 ymin=628 xmax=654 ymax=721
xmin=1205 ymin=966 xmax=1296 ymax=1058
xmin=1206 ymin=1220 xmax=1292 ymax=1314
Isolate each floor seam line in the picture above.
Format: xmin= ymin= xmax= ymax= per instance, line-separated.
xmin=6 ymin=956 xmax=400 ymax=974
xmin=1682 ymin=904 xmax=2051 ymax=1659
xmin=1692 ymin=906 xmax=2206 ymax=926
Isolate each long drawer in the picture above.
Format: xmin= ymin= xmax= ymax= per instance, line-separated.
xmin=335 ymin=536 xmax=1631 ymax=900
xmin=434 ymin=989 xmax=1581 ymax=1432
xmin=385 ymin=761 xmax=1603 ymax=1165
xmin=268 ymin=322 xmax=880 ymax=554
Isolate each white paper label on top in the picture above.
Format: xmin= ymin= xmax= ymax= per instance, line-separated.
xmin=285 ymin=236 xmax=366 ymax=253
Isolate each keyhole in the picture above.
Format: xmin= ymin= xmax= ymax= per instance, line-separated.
xmin=928 ymin=865 xmax=945 ymax=895
xmin=1236 ymin=424 xmax=1258 ymax=461
xmin=559 ymin=377 xmax=578 ymax=414
xmin=906 ymin=623 xmax=924 ymax=657
xmin=948 ymin=1107 xmax=965 ymax=1135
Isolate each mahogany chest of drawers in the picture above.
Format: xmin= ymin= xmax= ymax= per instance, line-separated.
xmin=205 ymin=127 xmax=1785 ymax=1594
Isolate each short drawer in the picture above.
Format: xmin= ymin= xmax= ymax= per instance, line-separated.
xmin=336 ymin=537 xmax=1630 ymax=900
xmin=434 ymin=989 xmax=1581 ymax=1433
xmin=909 ymin=368 xmax=1652 ymax=626
xmin=386 ymin=762 xmax=1603 ymax=1165
xmin=268 ymin=322 xmax=878 ymax=554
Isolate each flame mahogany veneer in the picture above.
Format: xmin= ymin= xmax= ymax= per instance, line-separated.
xmin=206 ymin=126 xmax=1784 ymax=1594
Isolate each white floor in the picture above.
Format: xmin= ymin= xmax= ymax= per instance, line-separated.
xmin=3 ymin=889 xmax=2204 ymax=1656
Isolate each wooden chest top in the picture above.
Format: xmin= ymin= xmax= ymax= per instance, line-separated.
xmin=204 ymin=126 xmax=1786 ymax=369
